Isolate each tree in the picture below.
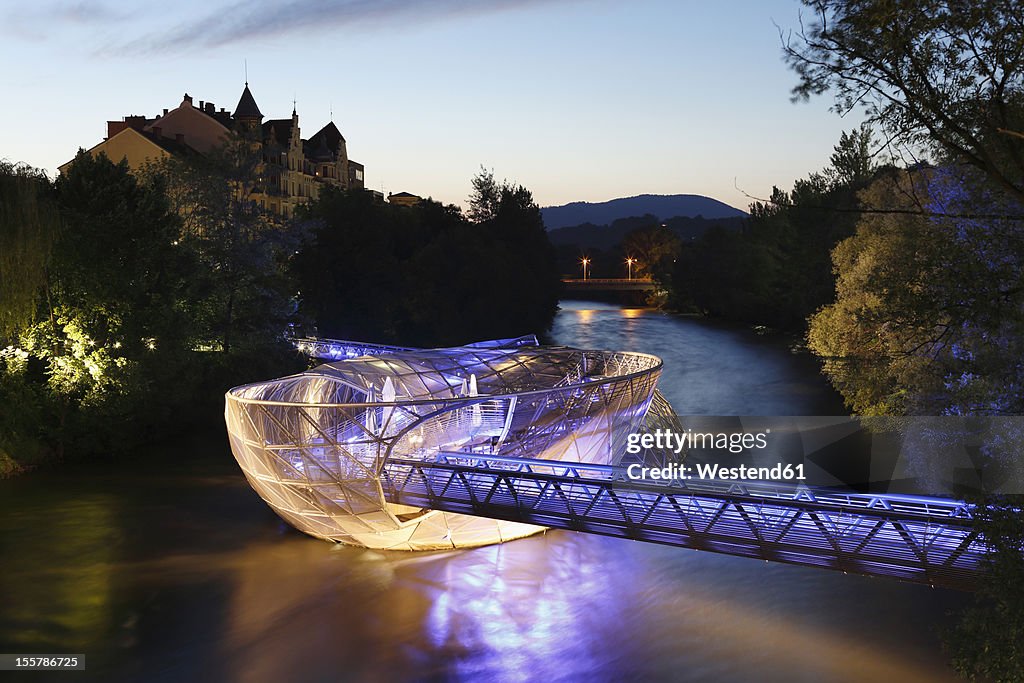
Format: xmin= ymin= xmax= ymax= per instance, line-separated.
xmin=148 ymin=134 xmax=300 ymax=354
xmin=621 ymin=223 xmax=680 ymax=282
xmin=808 ymin=166 xmax=1024 ymax=415
xmin=296 ymin=170 xmax=560 ymax=347
xmin=784 ymin=0 xmax=1024 ymax=205
xmin=827 ymin=124 xmax=878 ymax=187
xmin=0 ymin=162 xmax=58 ymax=474
xmin=946 ymin=495 xmax=1024 ymax=683
xmin=0 ymin=162 xmax=58 ymax=340
xmin=674 ymin=223 xmax=779 ymax=322
xmin=5 ymin=151 xmax=197 ymax=458
xmin=673 ymin=127 xmax=878 ymax=329
xmin=53 ymin=151 xmax=192 ymax=356
xmin=467 ymin=166 xmax=502 ymax=224
xmin=295 ymin=187 xmax=434 ymax=343
xmin=466 ymin=168 xmax=561 ymax=335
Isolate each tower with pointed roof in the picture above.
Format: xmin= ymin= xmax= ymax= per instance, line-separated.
xmin=233 ymin=82 xmax=264 ymax=134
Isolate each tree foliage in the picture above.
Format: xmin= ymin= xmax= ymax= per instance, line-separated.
xmin=808 ymin=166 xmax=1024 ymax=415
xmin=786 ymin=6 xmax=1024 ymax=673
xmin=53 ymin=152 xmax=192 ymax=356
xmin=147 ymin=134 xmax=300 ymax=354
xmin=1 ymin=148 xmax=304 ymax=469
xmin=946 ymin=495 xmax=1024 ymax=683
xmin=0 ymin=162 xmax=58 ymax=339
xmin=469 ymin=170 xmax=561 ymax=332
xmin=621 ymin=223 xmax=680 ymax=282
xmin=784 ymin=0 xmax=1024 ymax=204
xmin=673 ymin=127 xmax=878 ymax=329
xmin=467 ymin=166 xmax=502 ymax=224
xmin=296 ymin=170 xmax=560 ymax=347
xmin=1 ymin=152 xmax=197 ymax=459
xmin=828 ymin=125 xmax=877 ymax=186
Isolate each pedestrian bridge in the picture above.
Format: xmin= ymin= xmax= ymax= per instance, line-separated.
xmin=381 ymin=452 xmax=983 ymax=591
xmin=229 ymin=335 xmax=987 ymax=591
xmin=562 ymin=277 xmax=657 ymax=292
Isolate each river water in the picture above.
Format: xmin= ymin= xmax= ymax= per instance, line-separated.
xmin=0 ymin=302 xmax=969 ymax=682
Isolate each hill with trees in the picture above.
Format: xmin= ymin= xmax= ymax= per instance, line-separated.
xmin=541 ymin=194 xmax=745 ymax=230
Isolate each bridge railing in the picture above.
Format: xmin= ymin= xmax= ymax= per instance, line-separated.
xmin=423 ymin=451 xmax=976 ymax=521
xmin=381 ymin=453 xmax=985 ymax=590
xmin=561 ymin=278 xmax=654 ymax=284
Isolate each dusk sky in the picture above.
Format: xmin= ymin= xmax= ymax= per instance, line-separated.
xmin=1 ymin=0 xmax=866 ymax=212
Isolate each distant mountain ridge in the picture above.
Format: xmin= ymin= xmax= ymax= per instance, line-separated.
xmin=547 ymin=214 xmax=745 ymax=251
xmin=541 ymin=194 xmax=746 ymax=230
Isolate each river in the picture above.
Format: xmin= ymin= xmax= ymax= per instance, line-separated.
xmin=0 ymin=302 xmax=969 ymax=682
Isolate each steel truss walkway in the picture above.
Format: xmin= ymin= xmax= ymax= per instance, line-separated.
xmin=382 ymin=453 xmax=985 ymax=590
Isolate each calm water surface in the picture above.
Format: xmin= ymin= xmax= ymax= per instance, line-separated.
xmin=0 ymin=302 xmax=969 ymax=682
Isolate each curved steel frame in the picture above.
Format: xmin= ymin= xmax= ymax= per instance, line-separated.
xmin=225 ymin=339 xmax=675 ymax=550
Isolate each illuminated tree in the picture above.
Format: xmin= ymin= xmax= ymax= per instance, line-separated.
xmin=807 ymin=166 xmax=1024 ymax=415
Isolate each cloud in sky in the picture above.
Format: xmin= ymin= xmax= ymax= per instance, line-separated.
xmin=93 ymin=0 xmax=565 ymax=56
xmin=4 ymin=1 xmax=133 ymax=41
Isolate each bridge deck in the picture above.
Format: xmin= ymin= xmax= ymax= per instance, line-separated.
xmin=562 ymin=278 xmax=656 ymax=291
xmin=382 ymin=453 xmax=984 ymax=591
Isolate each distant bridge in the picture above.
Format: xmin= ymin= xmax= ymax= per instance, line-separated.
xmin=562 ymin=277 xmax=657 ymax=292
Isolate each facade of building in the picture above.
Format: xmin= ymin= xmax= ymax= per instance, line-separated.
xmin=61 ymin=84 xmax=365 ymax=218
xmin=387 ymin=191 xmax=422 ymax=207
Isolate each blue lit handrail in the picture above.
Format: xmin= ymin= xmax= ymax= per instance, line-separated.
xmin=391 ymin=452 xmax=977 ymax=524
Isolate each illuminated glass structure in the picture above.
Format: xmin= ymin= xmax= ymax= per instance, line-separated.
xmin=225 ymin=338 xmax=677 ymax=550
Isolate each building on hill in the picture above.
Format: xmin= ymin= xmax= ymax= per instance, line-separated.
xmin=60 ymin=83 xmax=365 ymax=218
xmin=387 ymin=191 xmax=422 ymax=207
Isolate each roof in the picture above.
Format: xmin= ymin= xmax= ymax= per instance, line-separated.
xmin=309 ymin=121 xmax=346 ymax=150
xmin=262 ymin=118 xmax=294 ymax=145
xmin=138 ymin=129 xmax=197 ymax=156
xmin=143 ymin=98 xmax=230 ymax=154
xmin=233 ymin=83 xmax=263 ymax=119
xmin=304 ymin=134 xmax=334 ymax=162
xmin=57 ymin=126 xmax=195 ymax=174
xmin=201 ymin=108 xmax=233 ymax=128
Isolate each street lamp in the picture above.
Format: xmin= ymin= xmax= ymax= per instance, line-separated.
xmin=625 ymin=257 xmax=635 ymax=280
xmin=581 ymin=257 xmax=590 ymax=281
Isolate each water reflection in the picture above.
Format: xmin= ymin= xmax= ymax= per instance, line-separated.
xmin=553 ymin=300 xmax=847 ymax=415
xmin=0 ymin=490 xmax=117 ymax=653
xmin=0 ymin=305 xmax=969 ymax=682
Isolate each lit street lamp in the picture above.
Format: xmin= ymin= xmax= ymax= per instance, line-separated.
xmin=625 ymin=257 xmax=636 ymax=280
xmin=581 ymin=257 xmax=590 ymax=280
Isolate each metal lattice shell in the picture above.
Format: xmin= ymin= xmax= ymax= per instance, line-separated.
xmin=225 ymin=343 xmax=669 ymax=550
